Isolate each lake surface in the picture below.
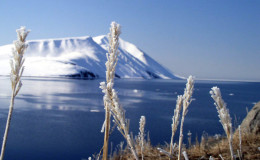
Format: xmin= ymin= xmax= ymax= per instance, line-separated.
xmin=0 ymin=77 xmax=259 ymax=160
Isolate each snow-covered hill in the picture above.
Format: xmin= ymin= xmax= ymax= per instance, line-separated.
xmin=0 ymin=35 xmax=181 ymax=79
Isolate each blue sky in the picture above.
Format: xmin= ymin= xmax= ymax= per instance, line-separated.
xmin=0 ymin=0 xmax=259 ymax=81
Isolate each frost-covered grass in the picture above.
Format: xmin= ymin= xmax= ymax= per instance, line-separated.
xmin=210 ymin=87 xmax=234 ymax=160
xmin=0 ymin=26 xmax=30 ymax=160
xmin=177 ymin=76 xmax=194 ymax=160
xmin=100 ymin=22 xmax=138 ymax=160
xmin=138 ymin=116 xmax=146 ymax=160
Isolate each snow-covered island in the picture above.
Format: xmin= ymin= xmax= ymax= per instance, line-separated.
xmin=0 ymin=35 xmax=181 ymax=79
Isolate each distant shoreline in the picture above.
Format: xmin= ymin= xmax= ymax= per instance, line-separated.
xmin=0 ymin=75 xmax=259 ymax=83
xmin=195 ymin=78 xmax=260 ymax=83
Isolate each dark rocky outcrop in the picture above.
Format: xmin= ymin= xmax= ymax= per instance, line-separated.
xmin=146 ymin=71 xmax=160 ymax=79
xmin=240 ymin=101 xmax=260 ymax=134
xmin=66 ymin=70 xmax=98 ymax=79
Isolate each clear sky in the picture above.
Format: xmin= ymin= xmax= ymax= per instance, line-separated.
xmin=0 ymin=0 xmax=259 ymax=81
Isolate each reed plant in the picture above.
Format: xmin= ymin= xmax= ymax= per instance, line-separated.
xmin=138 ymin=116 xmax=146 ymax=160
xmin=100 ymin=22 xmax=138 ymax=160
xmin=178 ymin=76 xmax=194 ymax=160
xmin=210 ymin=86 xmax=234 ymax=160
xmin=0 ymin=26 xmax=30 ymax=160
xmin=169 ymin=95 xmax=183 ymax=158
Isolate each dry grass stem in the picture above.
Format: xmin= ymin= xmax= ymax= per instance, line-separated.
xmin=210 ymin=87 xmax=234 ymax=160
xmin=0 ymin=26 xmax=30 ymax=160
xmin=178 ymin=76 xmax=194 ymax=160
xmin=138 ymin=116 xmax=146 ymax=160
xmin=100 ymin=22 xmax=138 ymax=160
xmin=170 ymin=95 xmax=183 ymax=158
xmin=101 ymin=21 xmax=121 ymax=160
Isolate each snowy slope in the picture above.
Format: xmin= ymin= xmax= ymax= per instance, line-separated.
xmin=0 ymin=35 xmax=181 ymax=79
xmin=93 ymin=35 xmax=179 ymax=79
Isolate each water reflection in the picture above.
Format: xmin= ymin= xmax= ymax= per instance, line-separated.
xmin=0 ymin=77 xmax=259 ymax=160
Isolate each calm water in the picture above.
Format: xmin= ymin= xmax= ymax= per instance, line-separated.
xmin=0 ymin=77 xmax=259 ymax=160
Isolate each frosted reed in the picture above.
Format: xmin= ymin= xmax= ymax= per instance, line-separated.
xmin=0 ymin=26 xmax=30 ymax=160
xmin=100 ymin=22 xmax=138 ymax=160
xmin=170 ymin=95 xmax=183 ymax=158
xmin=138 ymin=116 xmax=146 ymax=160
xmin=101 ymin=21 xmax=121 ymax=160
xmin=178 ymin=76 xmax=194 ymax=160
xmin=210 ymin=86 xmax=234 ymax=160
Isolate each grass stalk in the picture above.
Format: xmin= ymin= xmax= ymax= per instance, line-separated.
xmin=169 ymin=95 xmax=182 ymax=159
xmin=0 ymin=26 xmax=30 ymax=160
xmin=210 ymin=86 xmax=234 ymax=160
xmin=100 ymin=22 xmax=138 ymax=160
xmin=138 ymin=116 xmax=146 ymax=160
xmin=178 ymin=76 xmax=194 ymax=160
xmin=101 ymin=21 xmax=121 ymax=160
xmin=0 ymin=95 xmax=14 ymax=160
xmin=103 ymin=108 xmax=110 ymax=160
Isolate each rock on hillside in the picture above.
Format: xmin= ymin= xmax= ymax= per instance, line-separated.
xmin=240 ymin=101 xmax=260 ymax=134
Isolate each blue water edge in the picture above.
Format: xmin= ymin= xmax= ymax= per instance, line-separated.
xmin=0 ymin=77 xmax=259 ymax=160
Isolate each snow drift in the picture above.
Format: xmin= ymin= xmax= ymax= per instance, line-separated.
xmin=0 ymin=35 xmax=181 ymax=79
